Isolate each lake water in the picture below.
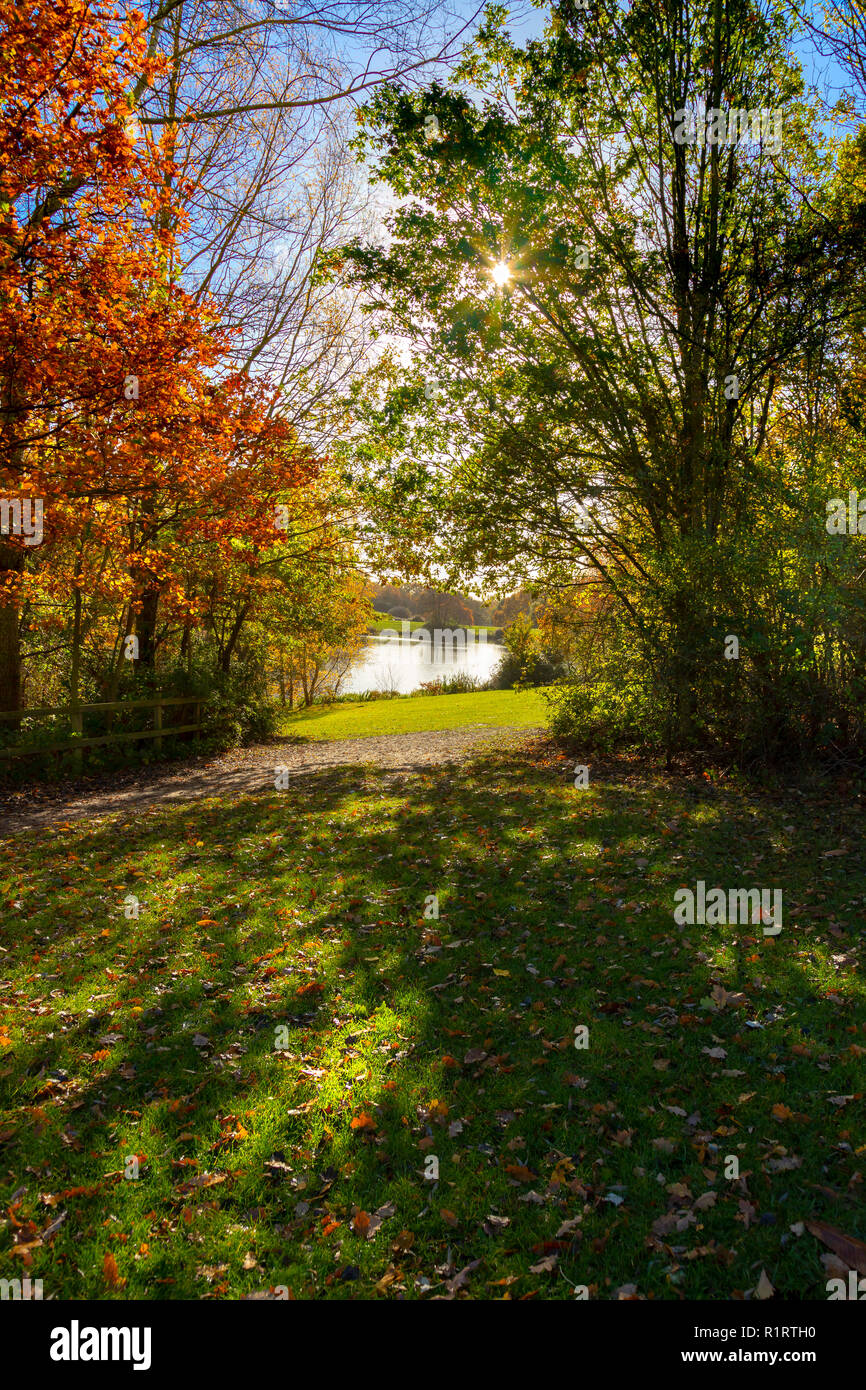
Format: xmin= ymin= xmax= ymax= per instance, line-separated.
xmin=341 ymin=631 xmax=504 ymax=695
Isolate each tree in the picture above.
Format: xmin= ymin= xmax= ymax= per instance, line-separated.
xmin=0 ymin=0 xmax=175 ymax=709
xmin=416 ymin=590 xmax=473 ymax=627
xmin=127 ymin=0 xmax=490 ymax=452
xmin=493 ymin=591 xmax=536 ymax=627
xmin=266 ymin=557 xmax=372 ymax=706
xmin=1 ymin=0 xmax=326 ymax=719
xmin=341 ymin=0 xmax=866 ymax=753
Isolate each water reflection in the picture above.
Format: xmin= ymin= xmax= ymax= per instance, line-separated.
xmin=342 ymin=630 xmax=503 ymax=695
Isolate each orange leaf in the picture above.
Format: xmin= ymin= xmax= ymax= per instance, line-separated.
xmin=771 ymin=1103 xmax=794 ymax=1120
xmin=102 ymin=1252 xmax=123 ymax=1287
xmin=351 ymin=1210 xmax=371 ymax=1236
xmin=504 ymin=1164 xmax=536 ymax=1181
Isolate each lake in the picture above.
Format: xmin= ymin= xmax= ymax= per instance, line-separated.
xmin=341 ymin=629 xmax=504 ymax=695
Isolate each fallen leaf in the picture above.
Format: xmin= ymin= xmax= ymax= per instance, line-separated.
xmin=754 ymin=1268 xmax=774 ymax=1299
xmin=805 ymin=1220 xmax=866 ymax=1275
xmin=556 ymin=1215 xmax=582 ymax=1238
xmin=444 ymin=1258 xmax=481 ymax=1295
xmin=482 ymin=1214 xmax=510 ymax=1235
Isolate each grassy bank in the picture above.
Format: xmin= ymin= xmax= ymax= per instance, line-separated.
xmin=0 ymin=741 xmax=863 ymax=1299
xmin=367 ymin=615 xmax=500 ymax=634
xmin=278 ymin=688 xmax=550 ymax=741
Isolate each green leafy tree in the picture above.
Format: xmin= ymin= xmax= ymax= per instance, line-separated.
xmin=340 ymin=0 xmax=866 ymax=755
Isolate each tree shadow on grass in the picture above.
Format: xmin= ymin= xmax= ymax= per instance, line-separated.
xmin=0 ymin=745 xmax=864 ymax=1299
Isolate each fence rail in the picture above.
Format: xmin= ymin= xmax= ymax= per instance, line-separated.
xmin=0 ymin=696 xmax=204 ymax=761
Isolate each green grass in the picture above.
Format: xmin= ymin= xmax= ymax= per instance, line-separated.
xmin=278 ymin=687 xmax=550 ymax=741
xmin=1 ymin=742 xmax=864 ymax=1300
xmin=368 ymin=614 xmax=427 ymax=632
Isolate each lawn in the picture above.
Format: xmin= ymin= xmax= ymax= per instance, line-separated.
xmin=367 ymin=615 xmax=500 ymax=635
xmin=278 ymin=687 xmax=550 ymax=741
xmin=0 ymin=741 xmax=863 ymax=1300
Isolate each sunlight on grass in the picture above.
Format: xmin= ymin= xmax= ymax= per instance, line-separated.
xmin=1 ymin=744 xmax=863 ymax=1299
xmin=277 ymin=688 xmax=551 ymax=741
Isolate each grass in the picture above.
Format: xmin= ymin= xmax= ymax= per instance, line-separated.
xmin=278 ymin=687 xmax=550 ymax=742
xmin=367 ymin=614 xmax=500 ymax=634
xmin=0 ymin=740 xmax=864 ymax=1301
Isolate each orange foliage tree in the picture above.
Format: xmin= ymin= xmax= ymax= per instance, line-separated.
xmin=0 ymin=0 xmax=322 ymax=714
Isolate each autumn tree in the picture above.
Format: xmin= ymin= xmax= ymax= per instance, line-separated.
xmin=0 ymin=1 xmax=158 ymax=708
xmin=1 ymin=0 xmax=329 ymax=727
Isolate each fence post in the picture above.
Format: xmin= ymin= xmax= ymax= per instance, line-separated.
xmin=154 ymin=699 xmax=162 ymax=756
xmin=70 ymin=705 xmax=82 ymax=776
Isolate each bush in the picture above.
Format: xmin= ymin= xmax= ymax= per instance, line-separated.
xmin=199 ymin=679 xmax=277 ymax=747
xmin=156 ymin=642 xmax=278 ymax=749
xmin=487 ymin=648 xmax=567 ymax=690
xmin=545 ymin=676 xmax=663 ymax=751
xmin=412 ymin=672 xmax=485 ymax=695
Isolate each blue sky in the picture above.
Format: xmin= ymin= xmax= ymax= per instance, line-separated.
xmin=339 ymin=1 xmax=856 ymax=111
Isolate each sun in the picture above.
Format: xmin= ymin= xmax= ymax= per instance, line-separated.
xmin=490 ymin=260 xmax=512 ymax=287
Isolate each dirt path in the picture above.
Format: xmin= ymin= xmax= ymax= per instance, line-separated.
xmin=0 ymin=725 xmax=544 ymax=836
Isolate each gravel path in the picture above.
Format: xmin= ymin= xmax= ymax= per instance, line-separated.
xmin=0 ymin=725 xmax=544 ymax=836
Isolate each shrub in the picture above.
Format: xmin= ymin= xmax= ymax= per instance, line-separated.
xmin=487 ymin=648 xmax=567 ymax=690
xmin=412 ymin=672 xmax=486 ymax=696
xmin=545 ymin=676 xmax=662 ymax=752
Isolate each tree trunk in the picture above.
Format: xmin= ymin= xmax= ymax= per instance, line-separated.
xmin=134 ymin=582 xmax=161 ymax=667
xmin=219 ymin=600 xmax=251 ymax=674
xmin=0 ymin=541 xmax=24 ymax=714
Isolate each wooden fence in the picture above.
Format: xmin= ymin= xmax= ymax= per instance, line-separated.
xmin=0 ymin=696 xmax=204 ymax=762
